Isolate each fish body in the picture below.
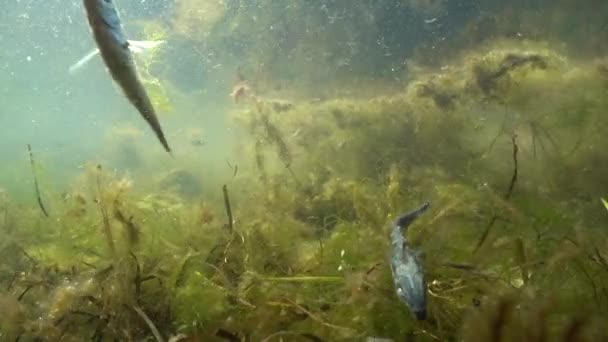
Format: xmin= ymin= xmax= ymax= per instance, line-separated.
xmin=82 ymin=0 xmax=171 ymax=153
xmin=389 ymin=202 xmax=430 ymax=320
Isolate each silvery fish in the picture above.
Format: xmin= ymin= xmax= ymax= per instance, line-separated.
xmin=82 ymin=0 xmax=171 ymax=153
xmin=389 ymin=202 xmax=430 ymax=320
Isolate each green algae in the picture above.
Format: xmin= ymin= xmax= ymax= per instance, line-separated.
xmin=1 ymin=3 xmax=608 ymax=341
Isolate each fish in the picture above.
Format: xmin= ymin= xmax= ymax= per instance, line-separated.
xmin=389 ymin=202 xmax=430 ymax=320
xmin=82 ymin=0 xmax=171 ymax=153
xmin=602 ymin=197 xmax=608 ymax=212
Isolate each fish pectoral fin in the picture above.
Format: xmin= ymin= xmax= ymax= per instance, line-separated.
xmin=68 ymin=48 xmax=101 ymax=74
xmin=127 ymin=39 xmax=166 ymax=54
xmin=69 ymin=42 xmax=146 ymax=74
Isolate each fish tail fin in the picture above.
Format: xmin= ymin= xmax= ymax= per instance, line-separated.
xmin=148 ymin=118 xmax=171 ymax=154
xmin=159 ymin=133 xmax=172 ymax=154
xmin=68 ymin=48 xmax=100 ymax=74
xmin=394 ymin=202 xmax=430 ymax=231
xmin=139 ymin=102 xmax=172 ymax=154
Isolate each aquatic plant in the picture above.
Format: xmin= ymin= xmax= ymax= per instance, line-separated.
xmin=2 ymin=2 xmax=608 ymax=341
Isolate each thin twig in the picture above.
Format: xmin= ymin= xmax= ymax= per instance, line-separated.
xmin=17 ymin=244 xmax=37 ymax=265
xmin=204 ymin=262 xmax=233 ymax=287
xmin=536 ymin=123 xmax=560 ymax=155
xmin=565 ymin=130 xmax=586 ymax=157
xmin=440 ymin=262 xmax=476 ymax=271
xmin=114 ymin=203 xmax=140 ymax=248
xmin=27 ymin=144 xmax=49 ymax=217
xmin=474 ymin=134 xmax=519 ymax=253
xmin=427 ymin=288 xmax=456 ymax=301
xmin=281 ymin=297 xmax=357 ymax=334
xmin=474 ymin=216 xmax=498 ymax=253
xmin=18 ymin=281 xmax=44 ymax=301
xmin=226 ymin=159 xmax=239 ymax=179
xmin=132 ymin=305 xmax=165 ymax=342
xmin=486 ymin=105 xmax=510 ymax=155
xmin=130 ymin=252 xmax=142 ymax=302
xmin=574 ymin=261 xmax=599 ymax=306
xmin=95 ymin=165 xmax=117 ymax=259
xmin=222 ymin=184 xmax=234 ymax=233
xmin=531 ymin=122 xmax=537 ymax=159
xmin=505 ymin=134 xmax=519 ymax=200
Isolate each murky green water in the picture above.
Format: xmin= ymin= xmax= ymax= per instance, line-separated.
xmin=1 ymin=1 xmax=607 ymax=341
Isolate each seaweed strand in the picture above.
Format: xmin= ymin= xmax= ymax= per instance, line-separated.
xmin=95 ymin=165 xmax=117 ymax=259
xmin=259 ymin=112 xmax=300 ymax=185
xmin=474 ymin=134 xmax=519 ymax=253
xmin=132 ymin=305 xmax=164 ymax=342
xmin=279 ymin=297 xmax=357 ymax=334
xmin=27 ymin=144 xmax=49 ymax=217
xmin=114 ymin=202 xmax=140 ymax=248
xmin=505 ymin=134 xmax=519 ymax=200
xmin=254 ymin=140 xmax=268 ymax=183
xmin=222 ymin=184 xmax=234 ymax=233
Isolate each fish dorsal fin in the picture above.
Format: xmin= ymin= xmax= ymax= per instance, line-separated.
xmin=128 ymin=39 xmax=165 ymax=52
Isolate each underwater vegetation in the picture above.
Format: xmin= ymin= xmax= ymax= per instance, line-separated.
xmin=2 ymin=36 xmax=607 ymax=341
xmin=1 ymin=0 xmax=608 ymax=341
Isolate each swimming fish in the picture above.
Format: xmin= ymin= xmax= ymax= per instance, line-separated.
xmin=389 ymin=202 xmax=430 ymax=320
xmin=82 ymin=0 xmax=171 ymax=153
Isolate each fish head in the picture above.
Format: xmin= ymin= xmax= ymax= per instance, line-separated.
xmin=392 ymin=252 xmax=427 ymax=320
